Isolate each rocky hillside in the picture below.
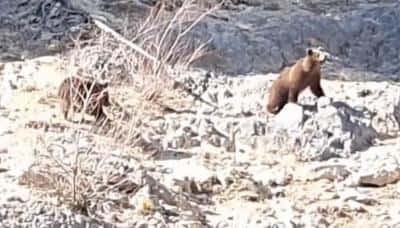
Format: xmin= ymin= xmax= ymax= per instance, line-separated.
xmin=1 ymin=0 xmax=399 ymax=79
xmin=0 ymin=55 xmax=400 ymax=227
xmin=1 ymin=0 xmax=400 ymax=228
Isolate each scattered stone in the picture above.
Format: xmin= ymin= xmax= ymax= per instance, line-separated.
xmin=393 ymin=96 xmax=400 ymax=130
xmin=353 ymin=149 xmax=400 ymax=187
xmin=357 ymin=89 xmax=372 ymax=98
xmin=217 ymin=169 xmax=272 ymax=202
xmin=307 ymin=160 xmax=352 ymax=182
xmin=174 ymin=176 xmax=222 ymax=196
xmin=339 ymin=189 xmax=378 ymax=206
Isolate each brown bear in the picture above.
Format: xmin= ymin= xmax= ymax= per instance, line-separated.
xmin=57 ymin=76 xmax=111 ymax=122
xmin=267 ymin=48 xmax=327 ymax=114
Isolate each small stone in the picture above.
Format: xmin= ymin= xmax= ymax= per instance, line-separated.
xmin=339 ymin=189 xmax=378 ymax=206
xmin=170 ymin=135 xmax=185 ymax=149
xmin=254 ymin=121 xmax=266 ymax=136
xmin=209 ymin=135 xmax=221 ymax=147
xmin=307 ymin=161 xmax=352 ymax=182
xmin=317 ymin=96 xmax=333 ymax=110
xmin=357 ymin=89 xmax=372 ymax=97
xmin=190 ymin=138 xmax=201 ymax=147
xmin=136 ymin=222 xmax=149 ymax=228
xmin=357 ymin=161 xmax=400 ymax=187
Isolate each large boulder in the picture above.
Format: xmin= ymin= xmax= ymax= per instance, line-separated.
xmin=270 ymin=97 xmax=378 ymax=161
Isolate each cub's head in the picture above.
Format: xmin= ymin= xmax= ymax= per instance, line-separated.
xmin=306 ymin=47 xmax=328 ymax=65
xmin=95 ymin=80 xmax=111 ymax=107
xmin=99 ymin=89 xmax=111 ymax=107
xmin=96 ymin=80 xmax=110 ymax=90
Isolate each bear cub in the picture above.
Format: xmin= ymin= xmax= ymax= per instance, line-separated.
xmin=267 ymin=48 xmax=327 ymax=114
xmin=58 ymin=76 xmax=111 ymax=122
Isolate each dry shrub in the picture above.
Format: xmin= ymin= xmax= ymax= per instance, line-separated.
xmin=20 ymin=135 xmax=94 ymax=214
xmin=65 ymin=0 xmax=218 ymax=94
xmin=21 ymin=132 xmax=144 ymax=217
xmin=20 ymin=0 xmax=222 ymax=216
xmin=22 ymin=132 xmax=208 ymax=225
xmin=61 ymin=0 xmax=222 ymax=146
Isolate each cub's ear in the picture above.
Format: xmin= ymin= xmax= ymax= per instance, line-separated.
xmin=307 ymin=48 xmax=313 ymax=56
xmin=99 ymin=89 xmax=109 ymax=97
xmin=99 ymin=80 xmax=110 ymax=88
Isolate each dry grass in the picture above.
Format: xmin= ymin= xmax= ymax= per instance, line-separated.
xmin=61 ymin=0 xmax=222 ymax=140
xmin=21 ymin=132 xmax=142 ymax=217
xmin=21 ymin=0 xmax=222 ymax=217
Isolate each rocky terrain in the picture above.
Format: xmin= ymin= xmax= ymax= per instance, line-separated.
xmin=0 ymin=55 xmax=400 ymax=227
xmin=1 ymin=0 xmax=400 ymax=79
xmin=0 ymin=0 xmax=400 ymax=228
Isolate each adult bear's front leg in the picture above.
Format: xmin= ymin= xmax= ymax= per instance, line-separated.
xmin=288 ymin=88 xmax=299 ymax=103
xmin=310 ymin=78 xmax=325 ymax=97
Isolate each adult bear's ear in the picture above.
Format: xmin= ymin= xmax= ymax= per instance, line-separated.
xmin=307 ymin=48 xmax=313 ymax=56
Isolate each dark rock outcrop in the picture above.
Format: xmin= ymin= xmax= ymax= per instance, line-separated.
xmin=188 ymin=2 xmax=400 ymax=79
xmin=1 ymin=0 xmax=399 ymax=80
xmin=0 ymin=0 xmax=92 ymax=61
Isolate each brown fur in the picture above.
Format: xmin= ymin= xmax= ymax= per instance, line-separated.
xmin=57 ymin=77 xmax=111 ymax=121
xmin=267 ymin=48 xmax=326 ymax=114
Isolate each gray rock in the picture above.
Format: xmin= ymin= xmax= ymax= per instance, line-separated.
xmin=317 ymin=97 xmax=333 ymax=110
xmin=298 ymin=100 xmax=378 ymax=161
xmin=190 ymin=138 xmax=201 ymax=147
xmin=254 ymin=120 xmax=266 ymax=136
xmin=166 ymin=125 xmax=201 ymax=149
xmin=0 ymin=0 xmax=92 ymax=61
xmin=2 ymin=1 xmax=400 ymax=80
xmin=339 ymin=188 xmax=378 ymax=205
xmin=209 ymin=134 xmax=222 ymax=147
xmin=188 ymin=2 xmax=400 ymax=79
xmin=307 ymin=159 xmax=352 ymax=182
xmin=303 ymin=214 xmax=330 ymax=228
xmin=354 ymin=149 xmax=400 ymax=187
xmin=265 ymin=98 xmax=378 ymax=161
xmin=393 ymin=96 xmax=400 ymax=130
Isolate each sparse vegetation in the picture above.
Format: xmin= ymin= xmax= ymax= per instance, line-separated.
xmin=1 ymin=0 xmax=400 ymax=227
xmin=21 ymin=0 xmax=223 ymax=223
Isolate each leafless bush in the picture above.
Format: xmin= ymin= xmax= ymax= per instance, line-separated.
xmin=20 ymin=0 xmax=222 ymax=216
xmin=65 ymin=0 xmax=218 ymax=94
xmin=62 ymin=1 xmax=221 ymax=148
xmin=22 ymin=130 xmax=208 ymax=225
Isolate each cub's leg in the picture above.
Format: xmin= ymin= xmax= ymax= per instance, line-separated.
xmin=61 ymin=99 xmax=70 ymax=120
xmin=93 ymin=106 xmax=104 ymax=122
